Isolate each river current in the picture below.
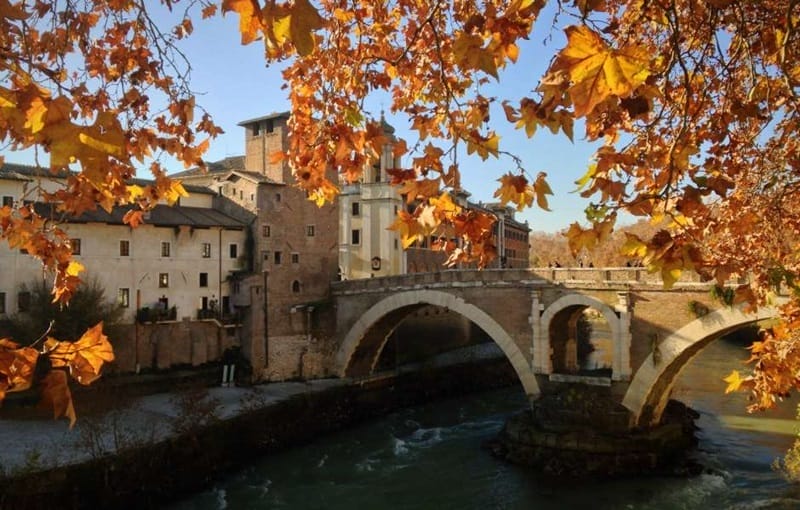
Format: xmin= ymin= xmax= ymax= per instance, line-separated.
xmin=173 ymin=339 xmax=800 ymax=509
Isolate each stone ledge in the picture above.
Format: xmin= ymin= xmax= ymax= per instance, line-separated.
xmin=549 ymin=373 xmax=612 ymax=386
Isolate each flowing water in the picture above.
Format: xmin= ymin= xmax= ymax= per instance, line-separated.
xmin=172 ymin=339 xmax=800 ymax=509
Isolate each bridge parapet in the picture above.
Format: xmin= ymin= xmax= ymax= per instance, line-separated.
xmin=332 ymin=268 xmax=705 ymax=295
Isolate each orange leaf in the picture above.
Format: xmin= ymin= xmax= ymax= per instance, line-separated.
xmin=39 ymin=370 xmax=76 ymax=428
xmin=222 ymin=0 xmax=264 ymax=45
xmin=0 ymin=345 xmax=39 ymax=394
xmin=552 ymin=25 xmax=651 ymax=116
xmin=46 ymin=322 xmax=114 ymax=386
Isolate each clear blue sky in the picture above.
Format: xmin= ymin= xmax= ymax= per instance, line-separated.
xmin=1 ymin=4 xmax=604 ymax=234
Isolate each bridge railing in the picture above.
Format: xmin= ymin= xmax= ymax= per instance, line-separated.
xmin=331 ymin=267 xmax=705 ymax=293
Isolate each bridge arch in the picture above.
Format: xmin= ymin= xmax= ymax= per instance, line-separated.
xmin=539 ymin=294 xmax=626 ymax=377
xmin=336 ymin=289 xmax=540 ymax=397
xmin=622 ymin=305 xmax=778 ymax=428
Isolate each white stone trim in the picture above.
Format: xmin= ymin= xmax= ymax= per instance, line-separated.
xmin=622 ymin=304 xmax=778 ymax=427
xmin=538 ymin=293 xmax=624 ymax=378
xmin=336 ymin=289 xmax=540 ymax=397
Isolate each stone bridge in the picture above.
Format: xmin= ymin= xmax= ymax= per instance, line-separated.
xmin=330 ymin=268 xmax=777 ymax=429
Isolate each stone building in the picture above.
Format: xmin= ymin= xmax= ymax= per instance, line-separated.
xmin=337 ymin=116 xmax=405 ymax=279
xmin=0 ymin=163 xmax=247 ymax=325
xmin=175 ymin=112 xmax=341 ymax=381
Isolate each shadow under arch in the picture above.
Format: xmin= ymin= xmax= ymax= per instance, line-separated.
xmin=622 ymin=304 xmax=779 ymax=428
xmin=540 ymin=294 xmax=623 ymax=376
xmin=335 ymin=289 xmax=540 ymax=397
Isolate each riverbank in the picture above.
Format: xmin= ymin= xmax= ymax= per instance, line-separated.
xmin=0 ymin=356 xmax=519 ymax=510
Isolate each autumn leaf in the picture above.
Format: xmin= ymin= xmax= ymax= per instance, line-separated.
xmin=620 ymin=233 xmax=648 ymax=258
xmin=123 ymin=209 xmax=145 ymax=228
xmin=0 ymin=344 xmax=39 ymax=397
xmin=39 ymin=370 xmax=77 ymax=428
xmin=724 ymin=370 xmax=748 ymax=394
xmin=552 ymin=25 xmax=651 ymax=116
xmin=565 ymin=222 xmax=599 ymax=255
xmin=222 ymin=0 xmax=264 ymax=45
xmin=0 ymin=0 xmax=28 ymax=20
xmin=289 ymin=0 xmax=324 ymax=56
xmin=389 ymin=210 xmax=426 ymax=249
xmin=45 ymin=322 xmax=114 ymax=386
xmin=494 ymin=173 xmax=533 ymax=211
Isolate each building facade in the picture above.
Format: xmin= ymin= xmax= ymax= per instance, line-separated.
xmin=0 ymin=163 xmax=247 ymax=326
xmin=175 ymin=112 xmax=341 ymax=380
xmin=337 ymin=118 xmax=405 ymax=280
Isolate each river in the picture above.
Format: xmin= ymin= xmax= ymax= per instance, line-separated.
xmin=172 ymin=339 xmax=800 ymax=509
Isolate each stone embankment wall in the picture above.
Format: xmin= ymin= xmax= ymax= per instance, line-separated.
xmin=0 ymin=359 xmax=519 ymax=510
xmin=108 ymin=320 xmax=239 ymax=373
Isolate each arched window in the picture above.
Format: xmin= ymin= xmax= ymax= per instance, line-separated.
xmin=292 ymin=280 xmax=301 ymax=293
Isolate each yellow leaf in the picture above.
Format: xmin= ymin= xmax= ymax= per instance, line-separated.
xmin=389 ymin=210 xmax=426 ymax=249
xmin=661 ymin=265 xmax=681 ymax=289
xmin=723 ymin=370 xmax=745 ymax=394
xmin=565 ymin=222 xmax=598 ymax=255
xmin=164 ymin=180 xmax=189 ymax=204
xmin=554 ymin=25 xmax=651 ymax=116
xmin=574 ymin=163 xmax=597 ymax=190
xmin=24 ymin=96 xmax=48 ymax=134
xmin=65 ymin=260 xmax=84 ymax=277
xmin=466 ymin=132 xmax=500 ymax=160
xmin=290 ymin=0 xmax=324 ymax=56
xmin=619 ymin=233 xmax=647 ymax=259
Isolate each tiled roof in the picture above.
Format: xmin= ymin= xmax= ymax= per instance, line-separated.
xmin=0 ymin=162 xmax=72 ymax=181
xmin=237 ymin=111 xmax=291 ymax=126
xmin=171 ymin=156 xmax=245 ymax=178
xmin=33 ymin=202 xmax=245 ymax=229
xmin=0 ymin=162 xmax=216 ymax=195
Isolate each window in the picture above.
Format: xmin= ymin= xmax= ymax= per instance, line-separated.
xmin=119 ymin=240 xmax=130 ymax=257
xmin=252 ymin=123 xmax=260 ymax=136
xmin=229 ymin=243 xmax=238 ymax=259
xmin=262 ymin=225 xmax=271 ymax=237
xmin=274 ymin=251 xmax=282 ymax=265
xmin=262 ymin=250 xmax=270 ymax=261
xmin=291 ymin=252 xmax=299 ymax=264
xmin=394 ymin=238 xmax=399 ymax=250
xmin=0 ymin=292 xmax=5 ymax=314
xmin=275 ymin=193 xmax=281 ymax=202
xmin=202 ymin=242 xmax=211 ymax=258
xmin=159 ymin=273 xmax=169 ymax=288
xmin=250 ymin=193 xmax=254 ymax=201
xmin=70 ymin=238 xmax=81 ymax=255
xmin=351 ymin=229 xmax=361 ymax=245
xmin=118 ymin=288 xmax=130 ymax=308
xmin=292 ymin=280 xmax=301 ymax=293
xmin=266 ymin=119 xmax=274 ymax=133
xmin=18 ymin=291 xmax=30 ymax=312
xmin=161 ymin=241 xmax=171 ymax=257
xmin=306 ymin=225 xmax=315 ymax=237
xmin=199 ymin=273 xmax=208 ymax=287
xmin=2 ymin=196 xmax=12 ymax=207
xmin=352 ymin=202 xmax=360 ymax=216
